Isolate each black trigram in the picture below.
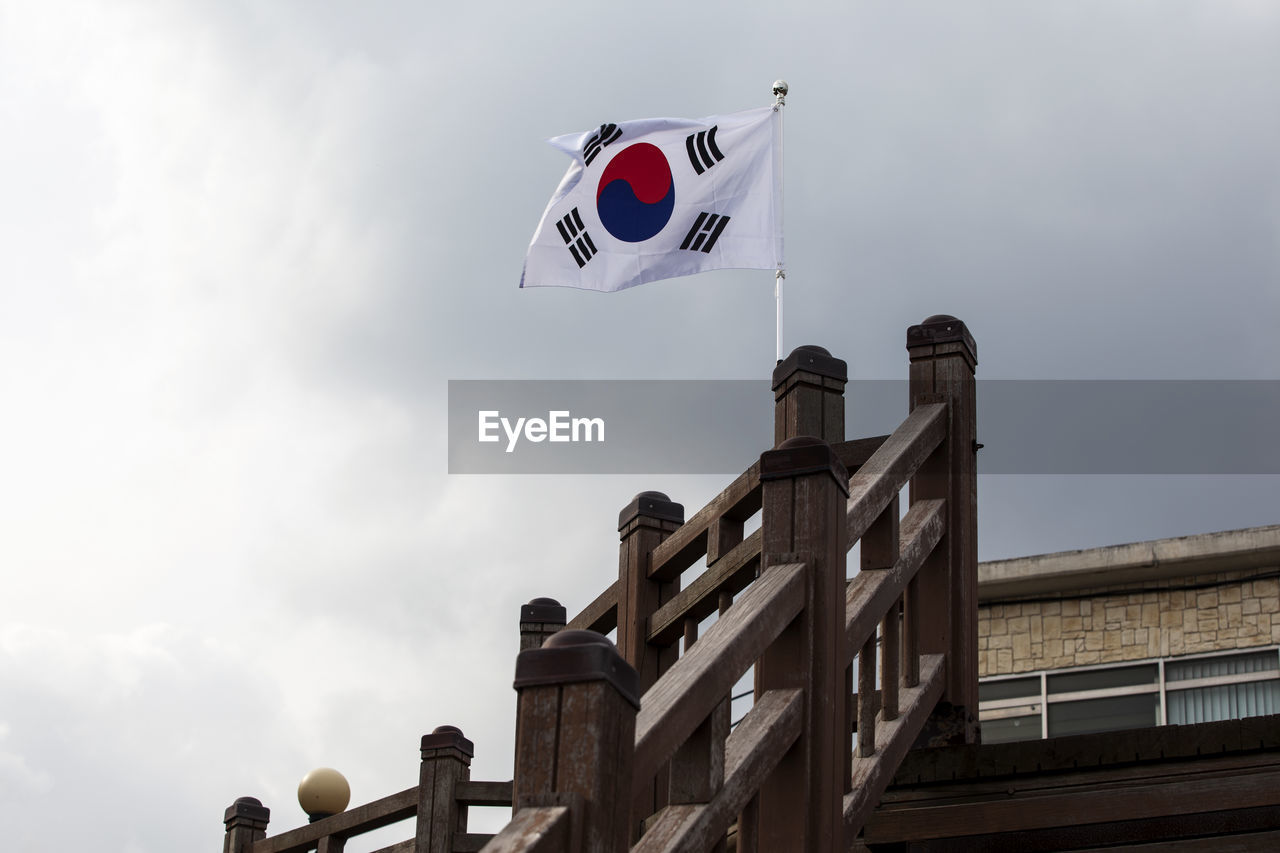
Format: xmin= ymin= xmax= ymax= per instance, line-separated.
xmin=584 ymin=123 xmax=622 ymax=166
xmin=685 ymin=126 xmax=724 ymax=174
xmin=557 ymin=207 xmax=597 ymax=268
xmin=680 ymin=212 xmax=730 ymax=253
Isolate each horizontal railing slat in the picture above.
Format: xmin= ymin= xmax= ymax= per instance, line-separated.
xmin=477 ymin=806 xmax=570 ymax=853
xmin=832 ymin=435 xmax=890 ymax=472
xmin=845 ymin=499 xmax=946 ymax=661
xmin=455 ymin=832 xmax=496 ymax=852
xmin=647 ymin=527 xmax=763 ymax=646
xmin=566 ymin=579 xmax=618 ymax=633
xmin=847 ymin=403 xmax=947 ymax=545
xmin=633 ymin=562 xmax=806 ymax=797
xmin=844 ymin=654 xmax=946 ymax=837
xmin=454 ymin=780 xmax=513 ymax=807
xmin=649 ymin=461 xmax=762 ymax=581
xmin=254 ymin=787 xmax=418 ymax=853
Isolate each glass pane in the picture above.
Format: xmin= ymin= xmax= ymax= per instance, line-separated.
xmin=982 ymin=714 xmax=1042 ymax=744
xmin=980 ymin=676 xmax=1040 ymax=702
xmin=1166 ymin=649 xmax=1279 ymax=682
xmin=1048 ymin=663 xmax=1158 ymax=695
xmin=1047 ymin=693 xmax=1159 ymax=737
xmin=1167 ymin=680 xmax=1280 ymax=724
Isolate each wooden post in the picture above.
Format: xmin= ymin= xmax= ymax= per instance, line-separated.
xmin=616 ymin=489 xmax=683 ymax=824
xmin=222 ymin=796 xmax=270 ymax=853
xmin=520 ymin=597 xmax=567 ymax=652
xmin=512 ymin=629 xmax=640 ymax=853
xmin=756 ymin=436 xmax=849 ymax=852
xmin=416 ymin=725 xmax=473 ymax=853
xmin=773 ymin=345 xmax=847 ymax=447
xmin=907 ymin=314 xmax=979 ymax=745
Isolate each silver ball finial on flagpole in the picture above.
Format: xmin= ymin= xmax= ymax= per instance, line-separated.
xmin=772 ymin=80 xmax=788 ymax=106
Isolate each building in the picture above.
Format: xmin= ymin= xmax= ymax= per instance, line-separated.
xmin=975 ymin=524 xmax=1280 ymax=744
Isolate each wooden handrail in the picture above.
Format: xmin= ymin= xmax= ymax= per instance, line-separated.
xmin=566 ymin=579 xmax=618 ymax=633
xmin=632 ymin=562 xmax=806 ymax=796
xmin=478 ymin=806 xmax=571 ymax=853
xmin=646 ymin=527 xmax=762 ymax=645
xmin=632 ymin=688 xmax=804 ymax=853
xmin=844 ymin=654 xmax=946 ymax=836
xmin=846 ymin=403 xmax=947 ymax=544
xmin=254 ymin=787 xmax=418 ymax=853
xmin=649 ymin=461 xmax=761 ymax=581
xmin=454 ymin=780 xmax=513 ymax=807
xmin=845 ymin=499 xmax=945 ymax=660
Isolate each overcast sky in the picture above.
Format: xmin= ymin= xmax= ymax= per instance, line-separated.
xmin=1 ymin=2 xmax=1278 ymax=850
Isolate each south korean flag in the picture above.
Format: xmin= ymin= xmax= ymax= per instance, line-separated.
xmin=520 ymin=107 xmax=782 ymax=293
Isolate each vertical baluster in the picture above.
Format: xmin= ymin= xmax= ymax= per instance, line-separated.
xmin=857 ymin=635 xmax=878 ymax=757
xmin=882 ymin=601 xmax=901 ymax=722
xmin=904 ymin=575 xmax=920 ymax=688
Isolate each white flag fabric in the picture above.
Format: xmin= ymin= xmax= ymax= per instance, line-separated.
xmin=520 ymin=107 xmax=782 ymax=292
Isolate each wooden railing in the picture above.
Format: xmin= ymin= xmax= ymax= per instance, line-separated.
xmin=488 ymin=316 xmax=979 ymax=852
xmin=221 ymin=315 xmax=978 ymax=853
xmin=221 ymin=723 xmax=517 ymax=853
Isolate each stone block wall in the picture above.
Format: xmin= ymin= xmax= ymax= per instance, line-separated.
xmin=978 ymin=569 xmax=1280 ymax=677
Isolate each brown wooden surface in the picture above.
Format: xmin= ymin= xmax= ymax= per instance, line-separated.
xmin=476 ymin=806 xmax=570 ymax=853
xmin=649 ymin=462 xmax=761 ymax=582
xmin=843 ymin=653 xmax=946 ymax=838
xmin=668 ymin=614 xmax=727 ymax=809
xmin=452 ymin=834 xmax=494 ymax=853
xmin=566 ymin=580 xmax=618 ymax=634
xmin=633 ymin=562 xmax=805 ymax=794
xmin=846 ymin=403 xmax=946 ymax=545
xmin=254 ymin=788 xmax=418 ymax=853
xmin=908 ymin=324 xmax=978 ymax=734
xmin=224 ymin=800 xmax=270 ymax=853
xmin=632 ymin=689 xmax=803 ymax=853
xmin=315 ymin=837 xmax=345 ymax=853
xmin=756 ymin=443 xmax=848 ymax=853
xmin=417 ymin=741 xmax=472 ymax=853
xmin=773 ymin=367 xmax=845 ymax=447
xmin=618 ymin=505 xmax=682 ymax=827
xmin=832 ymin=435 xmax=890 ymax=473
xmin=844 ymin=499 xmax=944 ymax=660
xmin=857 ymin=636 xmax=877 ymax=758
xmin=513 ymin=674 xmax=637 ymax=853
xmin=454 ymin=780 xmax=513 ymax=807
xmin=865 ymin=756 xmax=1280 ymax=844
xmin=647 ymin=528 xmax=762 ymax=646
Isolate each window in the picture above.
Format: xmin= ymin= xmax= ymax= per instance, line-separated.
xmin=979 ymin=646 xmax=1280 ymax=743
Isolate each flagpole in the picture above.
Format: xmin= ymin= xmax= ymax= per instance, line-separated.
xmin=772 ymin=79 xmax=787 ymax=363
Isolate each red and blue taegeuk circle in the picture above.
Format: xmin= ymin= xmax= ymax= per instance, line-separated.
xmin=595 ymin=143 xmax=675 ymax=242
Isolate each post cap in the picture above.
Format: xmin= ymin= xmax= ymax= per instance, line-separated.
xmin=224 ymin=796 xmax=270 ymax=827
xmin=421 ymin=724 xmax=475 ymax=757
xmin=906 ymin=314 xmax=977 ymax=364
xmin=759 ymin=435 xmax=850 ymax=495
xmin=618 ymin=490 xmax=684 ymax=531
xmin=772 ymin=344 xmax=848 ymax=390
xmin=520 ymin=597 xmax=567 ymax=624
xmin=514 ymin=629 xmax=640 ymax=709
